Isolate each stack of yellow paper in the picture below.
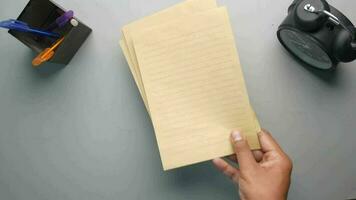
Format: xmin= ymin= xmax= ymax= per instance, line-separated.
xmin=120 ymin=0 xmax=261 ymax=170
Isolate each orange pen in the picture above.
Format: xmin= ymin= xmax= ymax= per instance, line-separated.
xmin=32 ymin=37 xmax=65 ymax=67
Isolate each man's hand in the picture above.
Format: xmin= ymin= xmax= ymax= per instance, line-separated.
xmin=213 ymin=130 xmax=292 ymax=200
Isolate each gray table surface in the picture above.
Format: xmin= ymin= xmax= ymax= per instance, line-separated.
xmin=0 ymin=0 xmax=355 ymax=199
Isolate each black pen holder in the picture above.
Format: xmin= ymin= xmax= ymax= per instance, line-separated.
xmin=8 ymin=0 xmax=92 ymax=66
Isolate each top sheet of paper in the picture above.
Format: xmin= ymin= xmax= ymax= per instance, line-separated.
xmin=132 ymin=7 xmax=260 ymax=170
xmin=122 ymin=0 xmax=218 ymax=104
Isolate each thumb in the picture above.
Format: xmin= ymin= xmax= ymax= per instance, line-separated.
xmin=231 ymin=131 xmax=257 ymax=170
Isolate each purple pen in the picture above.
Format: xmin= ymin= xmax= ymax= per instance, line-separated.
xmin=46 ymin=10 xmax=74 ymax=31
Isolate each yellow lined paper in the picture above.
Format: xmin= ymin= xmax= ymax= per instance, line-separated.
xmin=121 ymin=0 xmax=218 ymax=107
xmin=120 ymin=0 xmax=261 ymax=170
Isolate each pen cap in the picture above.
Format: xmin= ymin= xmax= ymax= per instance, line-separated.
xmin=56 ymin=10 xmax=74 ymax=27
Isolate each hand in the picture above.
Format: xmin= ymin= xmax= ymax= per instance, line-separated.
xmin=213 ymin=129 xmax=292 ymax=200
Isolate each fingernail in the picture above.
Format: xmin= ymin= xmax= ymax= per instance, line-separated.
xmin=231 ymin=131 xmax=242 ymax=142
xmin=212 ymin=158 xmax=220 ymax=164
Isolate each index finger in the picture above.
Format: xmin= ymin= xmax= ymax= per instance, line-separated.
xmin=259 ymin=129 xmax=283 ymax=153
